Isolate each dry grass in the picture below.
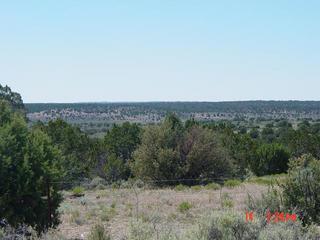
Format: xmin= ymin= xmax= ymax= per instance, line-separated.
xmin=55 ymin=183 xmax=267 ymax=240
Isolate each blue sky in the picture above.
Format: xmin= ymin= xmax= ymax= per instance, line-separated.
xmin=0 ymin=1 xmax=319 ymax=103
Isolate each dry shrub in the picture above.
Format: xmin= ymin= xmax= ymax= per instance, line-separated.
xmin=87 ymin=224 xmax=111 ymax=240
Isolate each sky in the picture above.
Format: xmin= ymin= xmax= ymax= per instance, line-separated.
xmin=0 ymin=1 xmax=319 ymax=103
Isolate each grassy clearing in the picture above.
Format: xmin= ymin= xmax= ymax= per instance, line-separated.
xmin=53 ymin=183 xmax=267 ymax=239
xmin=4 ymin=181 xmax=319 ymax=239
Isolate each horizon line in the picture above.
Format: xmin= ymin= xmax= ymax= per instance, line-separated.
xmin=24 ymin=100 xmax=320 ymax=104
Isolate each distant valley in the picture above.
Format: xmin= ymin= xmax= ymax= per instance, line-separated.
xmin=26 ymin=101 xmax=320 ymax=123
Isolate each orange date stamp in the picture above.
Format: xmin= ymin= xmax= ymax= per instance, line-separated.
xmin=246 ymin=211 xmax=297 ymax=223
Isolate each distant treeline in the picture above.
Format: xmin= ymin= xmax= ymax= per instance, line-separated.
xmin=25 ymin=101 xmax=320 ymax=114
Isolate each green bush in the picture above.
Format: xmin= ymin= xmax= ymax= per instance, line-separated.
xmin=44 ymin=118 xmax=93 ymax=183
xmin=205 ymin=183 xmax=221 ymax=190
xmin=72 ymin=186 xmax=85 ymax=197
xmin=247 ymin=176 xmax=272 ymax=185
xmin=283 ymin=154 xmax=320 ymax=224
xmin=246 ymin=174 xmax=286 ymax=185
xmin=104 ymin=122 xmax=141 ymax=182
xmin=87 ymin=224 xmax=111 ymax=240
xmin=224 ymin=179 xmax=242 ymax=188
xmin=186 ymin=210 xmax=261 ymax=240
xmin=104 ymin=154 xmax=130 ymax=182
xmin=0 ymin=102 xmax=63 ymax=233
xmin=178 ymin=201 xmax=192 ymax=213
xmin=174 ymin=184 xmax=188 ymax=191
xmin=247 ymin=154 xmax=320 ymax=225
xmin=250 ymin=143 xmax=290 ymax=176
xmin=132 ymin=115 xmax=234 ymax=186
xmin=191 ymin=185 xmax=202 ymax=191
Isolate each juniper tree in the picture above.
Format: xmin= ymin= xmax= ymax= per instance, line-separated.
xmin=0 ymin=101 xmax=63 ymax=232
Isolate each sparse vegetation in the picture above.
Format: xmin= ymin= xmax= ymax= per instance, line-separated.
xmin=2 ymin=85 xmax=320 ymax=238
xmin=87 ymin=224 xmax=111 ymax=240
xmin=99 ymin=206 xmax=116 ymax=222
xmin=220 ymin=193 xmax=234 ymax=209
xmin=186 ymin=210 xmax=320 ymax=240
xmin=69 ymin=210 xmax=84 ymax=225
xmin=224 ymin=179 xmax=242 ymax=188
